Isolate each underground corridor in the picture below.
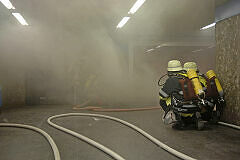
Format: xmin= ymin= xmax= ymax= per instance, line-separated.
xmin=0 ymin=0 xmax=240 ymax=160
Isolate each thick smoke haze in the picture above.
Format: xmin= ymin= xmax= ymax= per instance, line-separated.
xmin=0 ymin=0 xmax=215 ymax=107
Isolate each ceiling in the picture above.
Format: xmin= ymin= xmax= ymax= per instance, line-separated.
xmin=215 ymin=0 xmax=230 ymax=7
xmin=121 ymin=0 xmax=215 ymax=37
xmin=0 ymin=0 xmax=216 ymax=41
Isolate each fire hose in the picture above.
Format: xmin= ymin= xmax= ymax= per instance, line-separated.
xmin=218 ymin=121 xmax=240 ymax=130
xmin=73 ymin=106 xmax=162 ymax=112
xmin=0 ymin=123 xmax=61 ymax=160
xmin=48 ymin=113 xmax=196 ymax=160
xmin=73 ymin=106 xmax=240 ymax=131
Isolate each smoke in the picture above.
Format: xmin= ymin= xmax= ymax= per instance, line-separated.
xmin=0 ymin=0 xmax=215 ymax=107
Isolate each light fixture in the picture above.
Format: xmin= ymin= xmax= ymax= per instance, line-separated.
xmin=208 ymin=45 xmax=215 ymax=48
xmin=192 ymin=49 xmax=202 ymax=53
xmin=200 ymin=23 xmax=216 ymax=30
xmin=12 ymin=13 xmax=29 ymax=26
xmin=0 ymin=0 xmax=15 ymax=9
xmin=156 ymin=44 xmax=165 ymax=48
xmin=146 ymin=48 xmax=154 ymax=53
xmin=116 ymin=17 xmax=130 ymax=28
xmin=128 ymin=0 xmax=146 ymax=14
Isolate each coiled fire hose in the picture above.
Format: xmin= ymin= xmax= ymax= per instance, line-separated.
xmin=48 ymin=113 xmax=196 ymax=160
xmin=0 ymin=123 xmax=61 ymax=160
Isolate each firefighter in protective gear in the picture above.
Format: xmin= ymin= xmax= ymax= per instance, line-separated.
xmin=183 ymin=62 xmax=213 ymax=120
xmin=183 ymin=62 xmax=224 ymax=122
xmin=159 ymin=61 xmax=207 ymax=130
xmin=159 ymin=60 xmax=186 ymax=126
xmin=205 ymin=70 xmax=225 ymax=121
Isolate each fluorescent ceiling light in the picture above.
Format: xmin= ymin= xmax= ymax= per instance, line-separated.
xmin=156 ymin=44 xmax=165 ymax=48
xmin=12 ymin=13 xmax=29 ymax=26
xmin=192 ymin=49 xmax=203 ymax=53
xmin=128 ymin=0 xmax=146 ymax=14
xmin=200 ymin=23 xmax=216 ymax=30
xmin=208 ymin=45 xmax=215 ymax=48
xmin=146 ymin=48 xmax=154 ymax=53
xmin=116 ymin=17 xmax=130 ymax=28
xmin=0 ymin=0 xmax=15 ymax=9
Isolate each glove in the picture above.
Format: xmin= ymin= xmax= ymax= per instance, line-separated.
xmin=218 ymin=97 xmax=225 ymax=105
xmin=216 ymin=97 xmax=225 ymax=116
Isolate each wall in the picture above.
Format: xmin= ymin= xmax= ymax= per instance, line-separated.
xmin=0 ymin=27 xmax=27 ymax=107
xmin=216 ymin=14 xmax=240 ymax=125
xmin=0 ymin=23 xmax=130 ymax=107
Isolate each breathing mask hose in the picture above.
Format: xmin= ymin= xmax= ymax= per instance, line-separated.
xmin=206 ymin=70 xmax=224 ymax=97
xmin=158 ymin=74 xmax=168 ymax=86
xmin=187 ymin=69 xmax=204 ymax=98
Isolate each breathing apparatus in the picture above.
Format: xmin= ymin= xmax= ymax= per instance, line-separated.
xmin=187 ymin=69 xmax=205 ymax=100
xmin=158 ymin=71 xmax=185 ymax=86
xmin=158 ymin=73 xmax=168 ymax=86
xmin=206 ymin=70 xmax=224 ymax=97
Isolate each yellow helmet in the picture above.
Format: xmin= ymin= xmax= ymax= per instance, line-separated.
xmin=167 ymin=60 xmax=183 ymax=72
xmin=183 ymin=62 xmax=198 ymax=71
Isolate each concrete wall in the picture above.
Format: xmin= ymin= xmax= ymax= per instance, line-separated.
xmin=0 ymin=70 xmax=25 ymax=107
xmin=0 ymin=23 xmax=130 ymax=107
xmin=216 ymin=14 xmax=240 ymax=125
xmin=0 ymin=28 xmax=27 ymax=107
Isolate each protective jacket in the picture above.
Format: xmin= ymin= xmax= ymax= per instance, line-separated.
xmin=159 ymin=72 xmax=205 ymax=116
xmin=159 ymin=73 xmax=186 ymax=112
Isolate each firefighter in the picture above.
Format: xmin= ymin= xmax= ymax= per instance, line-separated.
xmin=159 ymin=60 xmax=186 ymax=127
xmin=160 ymin=60 xmax=207 ymax=130
xmin=183 ymin=62 xmax=211 ymax=121
xmin=183 ymin=62 xmax=224 ymax=122
xmin=205 ymin=70 xmax=225 ymax=122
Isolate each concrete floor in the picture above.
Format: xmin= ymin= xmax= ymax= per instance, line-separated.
xmin=0 ymin=105 xmax=240 ymax=160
